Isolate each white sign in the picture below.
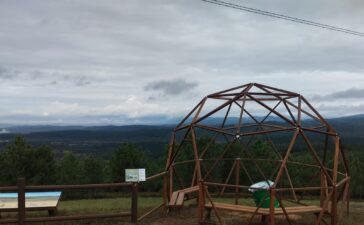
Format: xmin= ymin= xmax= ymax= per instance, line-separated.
xmin=125 ymin=168 xmax=146 ymax=182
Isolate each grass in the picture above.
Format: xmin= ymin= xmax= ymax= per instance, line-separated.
xmin=0 ymin=196 xmax=362 ymax=224
xmin=58 ymin=196 xmax=162 ymax=214
xmin=0 ymin=196 xmax=163 ymax=225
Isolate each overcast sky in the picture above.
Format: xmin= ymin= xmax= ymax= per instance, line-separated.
xmin=0 ymin=0 xmax=363 ymax=125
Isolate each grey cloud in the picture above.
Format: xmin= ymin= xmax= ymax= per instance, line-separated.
xmin=0 ymin=67 xmax=17 ymax=80
xmin=145 ymin=79 xmax=198 ymax=96
xmin=312 ymin=88 xmax=364 ymax=100
xmin=0 ymin=66 xmax=92 ymax=86
xmin=30 ymin=71 xmax=44 ymax=80
xmin=147 ymin=93 xmax=169 ymax=102
xmin=48 ymin=74 xmax=92 ymax=86
xmin=74 ymin=76 xmax=91 ymax=86
xmin=317 ymin=103 xmax=364 ymax=117
xmin=0 ymin=0 xmax=363 ymax=75
xmin=0 ymin=0 xmax=363 ymax=125
xmin=48 ymin=81 xmax=58 ymax=85
xmin=58 ymin=75 xmax=92 ymax=86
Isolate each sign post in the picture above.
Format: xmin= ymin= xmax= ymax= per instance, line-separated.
xmin=125 ymin=168 xmax=146 ymax=223
xmin=131 ymin=182 xmax=138 ymax=223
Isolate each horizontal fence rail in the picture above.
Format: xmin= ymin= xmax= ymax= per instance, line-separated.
xmin=25 ymin=213 xmax=132 ymax=223
xmin=26 ymin=182 xmax=132 ymax=191
xmin=0 ymin=178 xmax=138 ymax=225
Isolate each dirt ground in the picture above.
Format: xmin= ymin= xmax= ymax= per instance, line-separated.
xmin=25 ymin=202 xmax=362 ymax=225
xmin=139 ymin=206 xmax=294 ymax=225
xmin=141 ymin=206 xmax=201 ymax=225
xmin=138 ymin=204 xmax=356 ymax=225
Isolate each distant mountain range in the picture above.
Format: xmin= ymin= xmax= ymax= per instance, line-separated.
xmin=0 ymin=114 xmax=363 ymax=158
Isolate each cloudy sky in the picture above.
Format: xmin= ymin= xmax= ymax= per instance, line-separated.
xmin=0 ymin=0 xmax=363 ymax=125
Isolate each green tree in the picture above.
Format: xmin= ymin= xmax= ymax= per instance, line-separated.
xmin=79 ymin=155 xmax=104 ymax=184
xmin=349 ymin=152 xmax=364 ymax=199
xmin=109 ymin=143 xmax=148 ymax=182
xmin=0 ymin=136 xmax=32 ymax=184
xmin=29 ymin=146 xmax=56 ymax=184
xmin=56 ymin=151 xmax=81 ymax=184
xmin=0 ymin=136 xmax=55 ymax=185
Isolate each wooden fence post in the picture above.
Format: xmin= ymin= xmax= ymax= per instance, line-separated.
xmin=131 ymin=183 xmax=138 ymax=223
xmin=17 ymin=178 xmax=26 ymax=225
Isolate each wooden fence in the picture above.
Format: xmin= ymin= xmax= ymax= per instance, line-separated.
xmin=0 ymin=171 xmax=167 ymax=224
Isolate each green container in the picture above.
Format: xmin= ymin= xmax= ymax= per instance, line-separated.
xmin=252 ymin=190 xmax=280 ymax=208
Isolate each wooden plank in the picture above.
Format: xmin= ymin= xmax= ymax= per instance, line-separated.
xmin=180 ymin=185 xmax=199 ymax=193
xmin=169 ymin=192 xmax=179 ymax=206
xmin=205 ymin=203 xmax=323 ymax=216
xmin=283 ymin=206 xmax=322 ymax=214
xmin=205 ymin=203 xmax=263 ymax=214
xmin=176 ymin=193 xmax=185 ymax=206
xmin=168 ymin=186 xmax=199 ymax=207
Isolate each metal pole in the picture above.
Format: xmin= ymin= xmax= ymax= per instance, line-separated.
xmin=331 ymin=136 xmax=340 ymax=225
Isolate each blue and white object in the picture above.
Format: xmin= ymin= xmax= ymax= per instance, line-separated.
xmin=248 ymin=180 xmax=274 ymax=192
xmin=0 ymin=192 xmax=62 ymax=210
xmin=0 ymin=192 xmax=61 ymax=198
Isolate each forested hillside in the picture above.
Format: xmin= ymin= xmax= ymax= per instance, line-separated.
xmin=0 ymin=115 xmax=363 ymax=158
xmin=0 ymin=125 xmax=173 ymax=158
xmin=0 ymin=115 xmax=363 ymax=198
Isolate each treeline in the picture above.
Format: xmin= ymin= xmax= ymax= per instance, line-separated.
xmin=0 ymin=136 xmax=363 ymax=199
xmin=0 ymin=136 xmax=164 ymax=192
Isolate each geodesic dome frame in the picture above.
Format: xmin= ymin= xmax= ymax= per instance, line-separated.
xmin=164 ymin=83 xmax=350 ymax=225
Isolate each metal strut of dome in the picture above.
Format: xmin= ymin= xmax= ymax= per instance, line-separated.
xmin=163 ymin=83 xmax=350 ymax=225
